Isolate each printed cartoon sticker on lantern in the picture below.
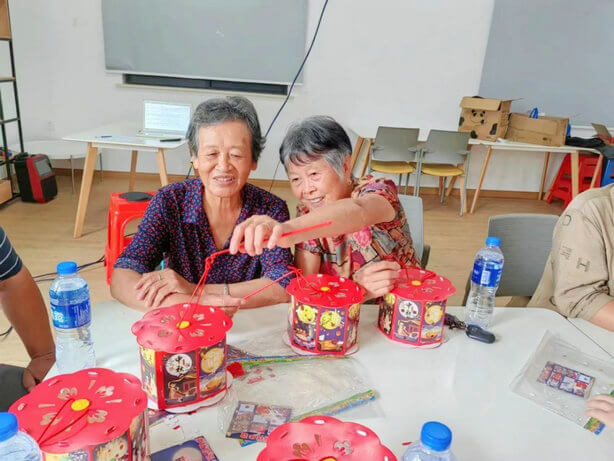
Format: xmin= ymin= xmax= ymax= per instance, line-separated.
xmin=379 ymin=268 xmax=455 ymax=348
xmin=199 ymin=341 xmax=227 ymax=398
xmin=285 ymin=274 xmax=364 ymax=356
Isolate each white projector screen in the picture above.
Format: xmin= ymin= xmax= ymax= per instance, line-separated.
xmin=102 ymin=0 xmax=307 ymax=85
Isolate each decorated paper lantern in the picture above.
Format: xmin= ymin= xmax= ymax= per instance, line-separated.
xmin=285 ymin=274 xmax=364 ymax=356
xmin=131 ymin=302 xmax=233 ymax=412
xmin=9 ymin=368 xmax=148 ymax=460
xmin=378 ymin=268 xmax=455 ymax=348
xmin=257 ymin=415 xmax=397 ymax=461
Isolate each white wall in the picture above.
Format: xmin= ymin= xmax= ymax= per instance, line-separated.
xmin=6 ymin=0 xmax=576 ymax=192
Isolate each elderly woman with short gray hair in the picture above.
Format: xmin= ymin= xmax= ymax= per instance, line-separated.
xmin=111 ymin=96 xmax=292 ymax=313
xmin=230 ymin=116 xmax=419 ymax=300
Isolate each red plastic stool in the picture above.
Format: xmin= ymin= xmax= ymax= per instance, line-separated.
xmin=105 ymin=191 xmax=155 ymax=285
xmin=547 ymin=154 xmax=601 ymax=208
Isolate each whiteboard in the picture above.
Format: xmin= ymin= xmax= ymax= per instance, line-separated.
xmin=479 ymin=0 xmax=614 ymax=126
xmin=102 ymin=0 xmax=307 ymax=85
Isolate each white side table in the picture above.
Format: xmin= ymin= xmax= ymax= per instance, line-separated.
xmin=10 ymin=140 xmax=103 ymax=194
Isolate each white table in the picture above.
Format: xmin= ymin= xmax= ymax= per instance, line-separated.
xmin=62 ymin=124 xmax=187 ymax=238
xmin=74 ymin=302 xmax=614 ymax=460
xmin=350 ymin=126 xmax=603 ymax=214
xmin=467 ymin=139 xmax=603 ymax=214
xmin=569 ymin=318 xmax=614 ymax=359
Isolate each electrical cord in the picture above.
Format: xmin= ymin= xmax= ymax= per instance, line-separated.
xmin=183 ymin=0 xmax=330 ymax=185
xmin=32 ymin=255 xmax=105 ymax=283
xmin=267 ymin=0 xmax=329 ymax=192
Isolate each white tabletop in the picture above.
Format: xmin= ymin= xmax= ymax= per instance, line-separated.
xmin=569 ymin=318 xmax=614 ymax=359
xmin=71 ymin=302 xmax=614 ymax=460
xmin=62 ymin=123 xmax=187 ymax=151
xmin=347 ymin=126 xmax=601 ymax=155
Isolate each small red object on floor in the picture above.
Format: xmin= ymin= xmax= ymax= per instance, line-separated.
xmin=547 ymin=154 xmax=601 ymax=208
xmin=105 ymin=191 xmax=155 ymax=284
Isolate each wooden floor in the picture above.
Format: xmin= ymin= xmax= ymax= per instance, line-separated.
xmin=0 ymin=174 xmax=564 ymax=367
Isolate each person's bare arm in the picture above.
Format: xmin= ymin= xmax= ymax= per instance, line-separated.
xmin=204 ymin=278 xmax=289 ymax=308
xmin=589 ymin=301 xmax=614 ymax=332
xmin=0 ymin=266 xmax=55 ymax=390
xmin=230 ymin=194 xmax=395 ymax=255
xmin=110 ymin=268 xmax=245 ymax=314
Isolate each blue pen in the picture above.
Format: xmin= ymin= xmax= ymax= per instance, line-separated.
xmin=98 ymin=135 xmax=112 ymax=138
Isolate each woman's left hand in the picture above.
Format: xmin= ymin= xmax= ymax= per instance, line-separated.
xmin=353 ymin=261 xmax=401 ymax=300
xmin=229 ymin=215 xmax=291 ymax=256
xmin=135 ymin=268 xmax=196 ymax=309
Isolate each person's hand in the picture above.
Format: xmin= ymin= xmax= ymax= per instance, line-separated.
xmin=229 ymin=215 xmax=290 ymax=256
xmin=352 ymin=261 xmax=401 ymax=300
xmin=135 ymin=269 xmax=196 ymax=309
xmin=586 ymin=394 xmax=614 ymax=427
xmin=202 ymin=293 xmax=245 ymax=318
xmin=164 ymin=292 xmax=245 ymax=318
xmin=23 ymin=351 xmax=55 ymax=392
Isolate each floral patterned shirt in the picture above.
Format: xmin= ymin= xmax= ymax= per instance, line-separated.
xmin=297 ymin=175 xmax=419 ymax=278
xmin=115 ymin=178 xmax=293 ymax=287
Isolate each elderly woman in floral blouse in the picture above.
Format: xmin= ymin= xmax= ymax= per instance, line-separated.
xmin=230 ymin=116 xmax=419 ymax=300
xmin=111 ymin=96 xmax=292 ymax=313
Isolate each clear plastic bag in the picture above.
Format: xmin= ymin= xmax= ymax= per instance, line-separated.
xmin=511 ymin=330 xmax=614 ymax=434
xmin=227 ymin=326 xmax=298 ymax=364
xmin=218 ymin=357 xmax=378 ymax=445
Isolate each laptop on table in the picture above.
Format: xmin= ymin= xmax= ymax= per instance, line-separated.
xmin=138 ymin=101 xmax=191 ymax=139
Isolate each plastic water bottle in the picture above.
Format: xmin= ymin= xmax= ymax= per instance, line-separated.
xmin=0 ymin=412 xmax=41 ymax=460
xmin=464 ymin=237 xmax=504 ymax=329
xmin=403 ymin=421 xmax=456 ymax=461
xmin=49 ymin=261 xmax=95 ymax=373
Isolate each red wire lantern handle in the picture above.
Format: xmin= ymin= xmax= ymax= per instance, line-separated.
xmin=181 ymin=221 xmax=332 ymax=321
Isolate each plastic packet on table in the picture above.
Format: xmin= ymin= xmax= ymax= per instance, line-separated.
xmin=511 ymin=330 xmax=614 ymax=435
xmin=218 ymin=357 xmax=379 ymax=445
xmin=228 ymin=325 xmax=317 ymax=364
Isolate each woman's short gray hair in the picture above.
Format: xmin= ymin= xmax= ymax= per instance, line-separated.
xmin=186 ymin=96 xmax=265 ymax=162
xmin=279 ymin=116 xmax=352 ymax=177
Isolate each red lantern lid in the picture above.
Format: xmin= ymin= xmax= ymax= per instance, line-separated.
xmin=257 ymin=415 xmax=397 ymax=461
xmin=9 ymin=368 xmax=146 ymax=454
xmin=286 ymin=274 xmax=364 ymax=308
xmin=391 ymin=268 xmax=455 ymax=301
xmin=131 ymin=303 xmax=233 ymax=353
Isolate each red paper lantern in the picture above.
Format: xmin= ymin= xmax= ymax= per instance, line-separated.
xmin=131 ymin=302 xmax=233 ymax=412
xmin=285 ymin=274 xmax=364 ymax=356
xmin=9 ymin=368 xmax=148 ymax=460
xmin=378 ymin=268 xmax=455 ymax=348
xmin=257 ymin=415 xmax=397 ymax=461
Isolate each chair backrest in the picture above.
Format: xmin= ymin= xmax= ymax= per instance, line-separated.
xmin=371 ymin=126 xmax=419 ymax=162
xmin=397 ymin=194 xmax=424 ymax=261
xmin=422 ymin=130 xmax=470 ymax=165
xmin=488 ymin=213 xmax=559 ymax=297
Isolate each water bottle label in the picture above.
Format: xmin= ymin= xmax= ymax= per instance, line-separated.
xmin=471 ymin=259 xmax=502 ymax=288
xmin=50 ymin=299 xmax=91 ymax=329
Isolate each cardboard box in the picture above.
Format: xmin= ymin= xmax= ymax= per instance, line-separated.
xmin=458 ymin=97 xmax=512 ymax=141
xmin=0 ymin=179 xmax=11 ymax=204
xmin=505 ymin=113 xmax=569 ymax=147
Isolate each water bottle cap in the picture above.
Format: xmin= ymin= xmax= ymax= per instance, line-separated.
xmin=56 ymin=261 xmax=78 ymax=275
xmin=0 ymin=412 xmax=18 ymax=442
xmin=485 ymin=236 xmax=500 ymax=247
xmin=420 ymin=421 xmax=452 ymax=451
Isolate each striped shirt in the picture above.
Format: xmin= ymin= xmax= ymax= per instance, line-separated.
xmin=0 ymin=226 xmax=22 ymax=281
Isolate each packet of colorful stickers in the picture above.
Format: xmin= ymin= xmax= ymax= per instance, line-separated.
xmin=511 ymin=331 xmax=614 ymax=435
xmin=219 ymin=357 xmax=378 ymax=446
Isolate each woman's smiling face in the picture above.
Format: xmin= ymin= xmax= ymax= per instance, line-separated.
xmin=286 ymin=156 xmax=351 ymax=210
xmin=193 ymin=120 xmax=256 ymax=198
